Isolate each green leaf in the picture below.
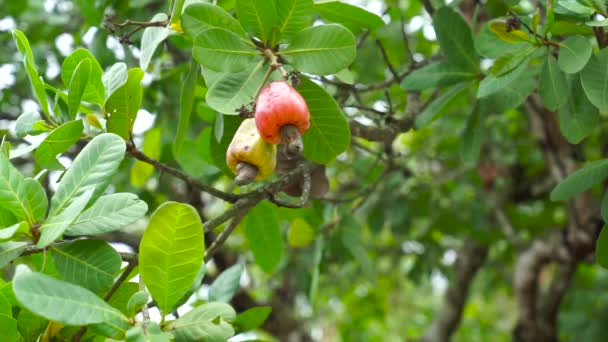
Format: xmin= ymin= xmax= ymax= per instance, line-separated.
xmin=170 ymin=302 xmax=236 ymax=342
xmin=210 ymin=115 xmax=242 ymax=175
xmin=586 ymin=18 xmax=608 ymax=26
xmin=0 ymin=222 xmax=27 ymax=240
xmin=415 ymin=83 xmax=468 ymax=128
xmin=401 ymin=62 xmax=476 ymax=90
xmin=478 ymin=57 xmax=530 ymax=98
xmin=558 ymin=0 xmax=595 ymax=16
xmin=38 ymin=189 xmax=94 ymax=248
xmin=480 ymin=67 xmax=537 ymax=113
xmin=461 ymin=104 xmax=485 ymax=165
xmin=558 ymin=36 xmax=592 ymax=73
xmin=280 ymin=24 xmax=356 ymax=75
xmin=242 ymin=201 xmax=282 ymax=273
xmin=139 ymin=202 xmax=205 ymax=314
xmin=550 ymin=159 xmax=608 ymax=200
xmin=13 ymin=271 xmax=128 ymax=326
xmin=298 ymin=77 xmax=350 ymax=164
xmin=17 ymin=308 xmax=48 ymax=342
xmin=140 ymin=13 xmax=173 ymax=71
xmin=0 ymin=154 xmax=45 ymax=224
xmin=130 ymin=128 xmax=161 ymax=187
xmin=67 ymin=59 xmax=91 ymax=119
xmin=433 ymin=7 xmax=479 ymax=71
xmin=603 ymin=192 xmax=608 ymax=222
xmin=106 ymin=68 xmax=144 ymax=139
xmin=126 ymin=290 xmax=149 ymax=317
xmin=558 ymin=74 xmax=598 ymax=144
xmin=206 ymin=60 xmax=268 ymax=114
xmin=488 ymin=22 xmax=533 ymax=43
xmin=12 ymin=30 xmax=51 ymax=119
xmin=490 ymin=45 xmax=538 ymax=76
xmin=50 ymin=133 xmax=126 ymax=216
xmin=0 ymin=313 xmax=19 ymax=342
xmin=288 ymin=217 xmax=315 ymax=247
xmin=174 ymin=60 xmax=199 ymax=156
xmin=35 ymin=120 xmax=84 ymax=170
xmin=314 ymin=1 xmax=384 ymax=34
xmin=539 ymin=54 xmax=568 ymax=111
xmin=106 ymin=282 xmax=139 ymax=317
xmin=233 ymin=306 xmax=272 ymax=333
xmin=0 ymin=242 xmax=28 ymax=268
xmin=276 ymin=0 xmax=313 ymax=39
xmin=102 ymin=63 xmax=129 ymax=103
xmin=208 ymin=263 xmax=244 ymax=303
xmin=15 ymin=112 xmax=43 ymax=138
xmin=62 ymin=48 xmax=105 ymax=106
xmin=596 ymin=225 xmax=608 ymax=268
xmin=183 ymin=3 xmax=248 ymax=38
xmin=581 ymin=48 xmax=608 ymax=112
xmin=236 ymin=0 xmax=277 ymax=42
xmin=192 ymin=28 xmax=260 ymax=72
xmin=51 ymin=239 xmax=122 ymax=293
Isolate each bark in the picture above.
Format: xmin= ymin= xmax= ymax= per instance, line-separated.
xmin=421 ymin=239 xmax=489 ymax=342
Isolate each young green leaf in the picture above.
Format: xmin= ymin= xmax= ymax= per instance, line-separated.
xmin=580 ymin=48 xmax=608 ymax=112
xmin=288 ymin=217 xmax=316 ymax=247
xmin=550 ymin=159 xmax=608 ymax=200
xmin=130 ymin=127 xmax=161 ymax=187
xmin=12 ymin=30 xmax=51 ymax=119
xmin=105 ymin=68 xmax=144 ymax=139
xmin=0 ymin=154 xmax=47 ymax=224
xmin=276 ymin=0 xmax=313 ymax=39
xmin=140 ymin=13 xmax=173 ymax=71
xmin=233 ymin=306 xmax=272 ymax=333
xmin=67 ymin=59 xmax=91 ymax=119
xmin=478 ymin=57 xmax=530 ymax=98
xmin=208 ymin=263 xmax=244 ymax=303
xmin=401 ymin=62 xmax=476 ymax=90
xmin=50 ymin=133 xmax=126 ymax=215
xmin=193 ymin=28 xmax=260 ymax=72
xmin=169 ymin=302 xmax=236 ymax=342
xmin=236 ymin=0 xmax=278 ymax=43
xmin=314 ymin=1 xmax=384 ymax=34
xmin=139 ymin=202 xmax=205 ymax=314
xmin=174 ymin=60 xmax=199 ymax=156
xmin=280 ymin=24 xmax=356 ymax=75
xmin=298 ymin=77 xmax=350 ymax=164
xmin=539 ymin=54 xmax=568 ymax=111
xmin=15 ymin=112 xmax=44 ymax=138
xmin=182 ymin=3 xmax=248 ymax=38
xmin=558 ymin=36 xmax=592 ymax=73
xmin=51 ymin=239 xmax=122 ymax=293
xmin=102 ymin=63 xmax=129 ymax=103
xmin=0 ymin=221 xmax=27 ymax=240
xmin=0 ymin=242 xmax=28 ymax=268
xmin=35 ymin=119 xmax=84 ymax=170
xmin=433 ymin=7 xmax=479 ymax=71
xmin=242 ymin=201 xmax=282 ymax=273
xmin=62 ymin=49 xmax=105 ymax=106
xmin=13 ymin=271 xmax=128 ymax=326
xmin=38 ymin=188 xmax=93 ymax=248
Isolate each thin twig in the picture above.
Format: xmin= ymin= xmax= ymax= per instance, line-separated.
xmin=126 ymin=142 xmax=239 ymax=203
xmin=204 ymin=211 xmax=248 ymax=262
xmin=376 ymin=40 xmax=401 ymax=81
xmin=104 ymin=261 xmax=138 ymax=301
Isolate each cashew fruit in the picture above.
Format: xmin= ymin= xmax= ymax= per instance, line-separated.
xmin=226 ymin=118 xmax=276 ymax=185
xmin=255 ymin=81 xmax=310 ymax=154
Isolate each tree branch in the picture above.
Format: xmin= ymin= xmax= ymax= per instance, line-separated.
xmin=421 ymin=238 xmax=489 ymax=342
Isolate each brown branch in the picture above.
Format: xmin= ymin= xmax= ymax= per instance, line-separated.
xmin=204 ymin=211 xmax=248 ymax=262
xmin=126 ymin=141 xmax=239 ymax=203
xmin=421 ymin=0 xmax=435 ymax=16
xmin=421 ymin=238 xmax=489 ymax=342
xmin=376 ymin=40 xmax=401 ymax=82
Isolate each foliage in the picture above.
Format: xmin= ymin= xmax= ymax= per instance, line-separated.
xmin=1 ymin=0 xmax=608 ymax=341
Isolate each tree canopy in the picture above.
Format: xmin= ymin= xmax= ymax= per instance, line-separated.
xmin=1 ymin=0 xmax=608 ymax=341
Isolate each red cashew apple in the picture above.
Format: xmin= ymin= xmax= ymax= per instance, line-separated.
xmin=255 ymin=81 xmax=310 ymax=157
